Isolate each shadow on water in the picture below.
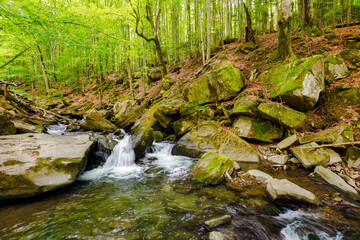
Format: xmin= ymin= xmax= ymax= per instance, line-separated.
xmin=1 ymin=139 xmax=360 ymax=239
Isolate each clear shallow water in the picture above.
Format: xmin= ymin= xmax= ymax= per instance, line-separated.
xmin=0 ymin=139 xmax=359 ymax=239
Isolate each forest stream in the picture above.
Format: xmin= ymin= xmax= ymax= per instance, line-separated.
xmin=0 ymin=127 xmax=359 ymax=240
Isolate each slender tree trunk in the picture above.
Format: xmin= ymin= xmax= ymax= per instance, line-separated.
xmin=346 ymin=0 xmax=351 ymax=25
xmin=206 ymin=0 xmax=211 ymax=61
xmin=277 ymin=0 xmax=294 ymax=61
xmin=36 ymin=46 xmax=50 ymax=92
xmin=244 ymin=3 xmax=255 ymax=43
xmin=225 ymin=0 xmax=230 ymax=39
xmin=333 ymin=0 xmax=336 ymax=27
xmin=298 ymin=0 xmax=304 ymax=28
xmin=340 ymin=0 xmax=343 ymax=26
xmin=125 ymin=57 xmax=134 ymax=101
xmin=199 ymin=0 xmax=206 ymax=64
xmin=30 ymin=58 xmax=34 ymax=96
xmin=187 ymin=0 xmax=191 ymax=56
xmin=270 ymin=1 xmax=275 ymax=33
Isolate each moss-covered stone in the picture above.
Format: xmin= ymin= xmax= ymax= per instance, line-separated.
xmin=81 ymin=110 xmax=117 ymax=133
xmin=231 ymin=96 xmax=259 ymax=117
xmin=131 ymin=104 xmax=161 ymax=135
xmin=324 ymin=55 xmax=349 ymax=81
xmin=185 ymin=61 xmax=246 ymax=105
xmin=345 ymin=147 xmax=360 ymax=168
xmin=233 ymin=116 xmax=283 ymax=143
xmin=173 ymin=115 xmax=198 ymax=136
xmin=131 ymin=127 xmax=154 ymax=160
xmin=190 ymin=152 xmax=235 ymax=185
xmin=153 ymin=131 xmax=163 ymax=142
xmin=339 ymin=49 xmax=360 ymax=67
xmin=173 ymin=120 xmax=260 ymax=163
xmin=0 ymin=111 xmax=16 ymax=135
xmin=148 ymin=68 xmax=162 ymax=81
xmin=258 ymin=102 xmax=307 ymax=129
xmin=257 ymin=55 xmax=325 ymax=111
xmin=299 ymin=123 xmax=354 ymax=145
xmin=113 ymin=100 xmax=145 ymax=129
xmin=290 ymin=142 xmax=331 ymax=169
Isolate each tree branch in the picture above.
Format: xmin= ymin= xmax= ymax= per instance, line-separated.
xmin=0 ymin=47 xmax=31 ymax=69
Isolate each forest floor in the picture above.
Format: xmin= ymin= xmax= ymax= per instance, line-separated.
xmin=37 ymin=25 xmax=360 ymax=137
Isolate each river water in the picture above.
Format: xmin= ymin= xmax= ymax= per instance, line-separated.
xmin=0 ymin=130 xmax=359 ymax=239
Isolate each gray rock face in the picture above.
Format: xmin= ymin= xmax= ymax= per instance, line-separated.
xmin=257 ymin=55 xmax=325 ymax=111
xmin=131 ymin=127 xmax=154 ymax=160
xmin=324 ymin=55 xmax=350 ymax=81
xmin=173 ymin=121 xmax=260 ymax=163
xmin=12 ymin=119 xmax=45 ymax=133
xmin=266 ymin=178 xmax=320 ymax=205
xmin=268 ymin=155 xmax=289 ymax=165
xmin=299 ymin=124 xmax=354 ymax=145
xmin=113 ymin=100 xmax=144 ymax=129
xmin=314 ymin=166 xmax=359 ymax=200
xmin=204 ymin=215 xmax=232 ymax=229
xmin=277 ymin=134 xmax=298 ymax=150
xmin=0 ymin=133 xmax=94 ymax=199
xmin=246 ymin=169 xmax=273 ymax=182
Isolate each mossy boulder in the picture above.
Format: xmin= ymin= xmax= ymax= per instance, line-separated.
xmin=324 ymin=55 xmax=349 ymax=81
xmin=231 ymin=95 xmax=259 ymax=117
xmin=184 ymin=61 xmax=246 ymax=105
xmin=238 ymin=40 xmax=258 ymax=53
xmin=153 ymin=131 xmax=163 ymax=142
xmin=190 ymin=152 xmax=235 ymax=185
xmin=257 ymin=55 xmax=325 ymax=111
xmin=113 ymin=100 xmax=145 ymax=129
xmin=258 ymin=102 xmax=307 ymax=129
xmin=12 ymin=119 xmax=45 ymax=133
xmin=233 ymin=116 xmax=283 ymax=143
xmin=131 ymin=127 xmax=154 ymax=160
xmin=131 ymin=104 xmax=161 ymax=135
xmin=346 ymin=41 xmax=360 ymax=50
xmin=81 ymin=110 xmax=117 ymax=133
xmin=173 ymin=120 xmax=260 ymax=163
xmin=0 ymin=111 xmax=16 ymax=135
xmin=169 ymin=62 xmax=184 ymax=73
xmin=299 ymin=124 xmax=354 ymax=145
xmin=339 ymin=49 xmax=360 ymax=67
xmin=173 ymin=115 xmax=198 ymax=136
xmin=148 ymin=68 xmax=162 ymax=81
xmin=0 ymin=133 xmax=94 ymax=199
xmin=290 ymin=142 xmax=342 ymax=169
xmin=345 ymin=147 xmax=360 ymax=168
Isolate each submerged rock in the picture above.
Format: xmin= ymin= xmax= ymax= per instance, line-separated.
xmin=191 ymin=152 xmax=235 ymax=185
xmin=258 ymin=102 xmax=307 ymax=129
xmin=204 ymin=215 xmax=232 ymax=229
xmin=314 ymin=166 xmax=359 ymax=200
xmin=233 ymin=116 xmax=283 ymax=143
xmin=0 ymin=111 xmax=16 ymax=135
xmin=257 ymin=55 xmax=325 ymax=111
xmin=173 ymin=121 xmax=260 ymax=163
xmin=184 ymin=61 xmax=246 ymax=105
xmin=81 ymin=110 xmax=117 ymax=133
xmin=266 ymin=178 xmax=320 ymax=205
xmin=0 ymin=133 xmax=94 ymax=199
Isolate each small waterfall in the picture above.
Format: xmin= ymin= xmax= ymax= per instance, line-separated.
xmin=103 ymin=133 xmax=135 ymax=167
xmin=79 ymin=131 xmax=141 ymax=180
xmin=46 ymin=124 xmax=67 ymax=135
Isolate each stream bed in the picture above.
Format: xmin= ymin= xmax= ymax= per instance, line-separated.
xmin=0 ymin=132 xmax=360 ymax=239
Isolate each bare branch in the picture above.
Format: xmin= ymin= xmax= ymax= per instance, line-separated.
xmin=0 ymin=47 xmax=31 ymax=69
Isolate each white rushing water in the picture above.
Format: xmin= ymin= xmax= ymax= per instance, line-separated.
xmin=277 ymin=209 xmax=343 ymax=240
xmin=79 ymin=132 xmax=142 ymax=180
xmin=80 ymin=135 xmax=194 ymax=181
xmin=46 ymin=124 xmax=67 ymax=135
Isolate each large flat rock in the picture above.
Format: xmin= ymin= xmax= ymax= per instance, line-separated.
xmin=0 ymin=133 xmax=94 ymax=199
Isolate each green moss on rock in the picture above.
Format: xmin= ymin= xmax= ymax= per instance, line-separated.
xmin=190 ymin=152 xmax=235 ymax=185
xmin=0 ymin=111 xmax=16 ymax=135
xmin=258 ymin=102 xmax=307 ymax=129
xmin=232 ymin=96 xmax=259 ymax=117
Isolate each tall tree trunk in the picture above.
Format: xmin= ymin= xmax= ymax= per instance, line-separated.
xmin=270 ymin=1 xmax=275 ymax=33
xmin=187 ymin=0 xmax=191 ymax=56
xmin=125 ymin=57 xmax=134 ymax=101
xmin=340 ymin=0 xmax=343 ymax=26
xmin=302 ymin=0 xmax=320 ymax=36
xmin=225 ymin=0 xmax=230 ymax=39
xmin=277 ymin=0 xmax=294 ymax=61
xmin=206 ymin=0 xmax=211 ymax=61
xmin=298 ymin=0 xmax=304 ymax=28
xmin=36 ymin=46 xmax=50 ymax=92
xmin=244 ymin=3 xmax=255 ymax=43
xmin=199 ymin=0 xmax=206 ymax=64
xmin=346 ymin=0 xmax=351 ymax=25
xmin=333 ymin=0 xmax=336 ymax=27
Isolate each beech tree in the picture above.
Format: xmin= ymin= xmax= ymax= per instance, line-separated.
xmin=276 ymin=0 xmax=294 ymax=61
